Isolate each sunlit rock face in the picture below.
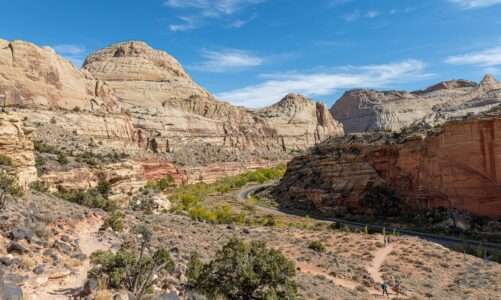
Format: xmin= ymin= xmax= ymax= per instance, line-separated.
xmin=0 ymin=39 xmax=118 ymax=112
xmin=275 ymin=112 xmax=501 ymax=218
xmin=331 ymin=75 xmax=501 ymax=133
xmin=0 ymin=113 xmax=37 ymax=189
xmin=82 ymin=41 xmax=344 ymax=156
xmin=0 ymin=39 xmax=344 ymax=189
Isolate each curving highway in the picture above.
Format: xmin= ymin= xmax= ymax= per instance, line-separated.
xmin=238 ymin=183 xmax=501 ymax=254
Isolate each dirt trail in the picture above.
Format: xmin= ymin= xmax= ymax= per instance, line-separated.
xmin=367 ymin=244 xmax=394 ymax=284
xmin=24 ymin=217 xmax=112 ymax=300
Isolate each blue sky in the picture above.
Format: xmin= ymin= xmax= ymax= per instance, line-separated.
xmin=1 ymin=0 xmax=501 ymax=108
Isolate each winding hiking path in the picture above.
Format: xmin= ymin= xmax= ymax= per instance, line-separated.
xmin=367 ymin=244 xmax=394 ymax=284
xmin=296 ymin=243 xmax=398 ymax=298
xmin=24 ymin=217 xmax=112 ymax=300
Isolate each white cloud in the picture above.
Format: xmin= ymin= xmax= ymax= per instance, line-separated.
xmin=449 ymin=0 xmax=501 ymax=8
xmin=169 ymin=16 xmax=198 ymax=32
xmin=366 ymin=10 xmax=380 ymax=18
xmin=343 ymin=9 xmax=383 ymax=22
xmin=191 ymin=49 xmax=264 ymax=72
xmin=165 ymin=0 xmax=265 ymax=30
xmin=53 ymin=44 xmax=86 ymax=68
xmin=165 ymin=0 xmax=265 ymax=16
xmin=446 ymin=47 xmax=501 ymax=66
xmin=216 ymin=60 xmax=429 ymax=107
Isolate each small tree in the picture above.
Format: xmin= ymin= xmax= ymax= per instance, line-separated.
xmin=187 ymin=238 xmax=299 ymax=300
xmin=89 ymin=225 xmax=175 ymax=299
xmin=0 ymin=155 xmax=22 ymax=210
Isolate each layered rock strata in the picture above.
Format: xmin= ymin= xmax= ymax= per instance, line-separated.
xmin=0 ymin=113 xmax=37 ymax=189
xmin=274 ymin=111 xmax=501 ymax=218
xmin=0 ymin=39 xmax=343 ymax=191
xmin=331 ymin=76 xmax=501 ymax=133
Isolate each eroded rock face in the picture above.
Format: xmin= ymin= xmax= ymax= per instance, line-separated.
xmin=82 ymin=42 xmax=344 ymax=157
xmin=0 ymin=39 xmax=343 ymax=189
xmin=0 ymin=113 xmax=37 ymax=189
xmin=0 ymin=39 xmax=117 ymax=111
xmin=274 ymin=113 xmax=501 ymax=218
xmin=331 ymin=76 xmax=501 ymax=133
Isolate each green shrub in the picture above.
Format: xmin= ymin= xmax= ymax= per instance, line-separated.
xmin=187 ymin=238 xmax=299 ymax=300
xmin=29 ymin=180 xmax=49 ymax=193
xmin=34 ymin=155 xmax=47 ymax=175
xmin=261 ymin=215 xmax=277 ymax=227
xmin=0 ymin=172 xmax=23 ymax=209
xmin=34 ymin=140 xmax=59 ymax=154
xmin=89 ymin=227 xmax=174 ymax=299
xmin=97 ymin=179 xmax=112 ymax=197
xmin=308 ymin=241 xmax=326 ymax=253
xmin=102 ymin=211 xmax=125 ymax=232
xmin=55 ymin=180 xmax=117 ymax=211
xmin=0 ymin=154 xmax=14 ymax=167
xmin=0 ymin=172 xmax=23 ymax=197
xmin=145 ymin=175 xmax=174 ymax=192
xmin=57 ymin=152 xmax=69 ymax=165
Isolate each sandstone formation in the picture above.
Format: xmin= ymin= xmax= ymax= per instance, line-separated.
xmin=274 ymin=109 xmax=501 ymax=218
xmin=0 ymin=39 xmax=117 ymax=111
xmin=0 ymin=113 xmax=37 ymax=189
xmin=331 ymin=76 xmax=501 ymax=133
xmin=82 ymin=41 xmax=344 ymax=157
xmin=0 ymin=39 xmax=343 ymax=193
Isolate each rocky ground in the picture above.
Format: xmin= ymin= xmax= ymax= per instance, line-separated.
xmin=1 ymin=181 xmax=501 ymax=299
xmin=0 ymin=192 xmax=118 ymax=299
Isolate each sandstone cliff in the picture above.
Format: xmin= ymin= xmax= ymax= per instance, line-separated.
xmin=274 ymin=110 xmax=501 ymax=218
xmin=0 ymin=113 xmax=37 ymax=189
xmin=0 ymin=39 xmax=343 ymax=193
xmin=331 ymin=75 xmax=501 ymax=133
xmin=81 ymin=41 xmax=344 ymax=158
xmin=0 ymin=39 xmax=117 ymax=111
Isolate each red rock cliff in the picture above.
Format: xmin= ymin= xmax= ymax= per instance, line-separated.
xmin=275 ymin=116 xmax=501 ymax=218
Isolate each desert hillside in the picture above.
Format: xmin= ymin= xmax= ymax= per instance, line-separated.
xmin=1 ymin=37 xmax=501 ymax=300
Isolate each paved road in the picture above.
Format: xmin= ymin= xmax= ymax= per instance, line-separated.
xmin=238 ymin=183 xmax=501 ymax=253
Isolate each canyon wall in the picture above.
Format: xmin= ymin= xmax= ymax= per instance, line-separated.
xmin=275 ymin=114 xmax=501 ymax=218
xmin=82 ymin=41 xmax=344 ymax=157
xmin=331 ymin=76 xmax=501 ymax=133
xmin=0 ymin=39 xmax=343 ymax=193
xmin=0 ymin=114 xmax=37 ymax=189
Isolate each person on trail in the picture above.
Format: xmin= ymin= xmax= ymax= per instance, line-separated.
xmin=384 ymin=235 xmax=387 ymax=247
xmin=395 ymin=278 xmax=401 ymax=296
xmin=381 ymin=281 xmax=390 ymax=297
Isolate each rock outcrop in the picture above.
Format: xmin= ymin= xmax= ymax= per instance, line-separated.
xmin=0 ymin=113 xmax=37 ymax=189
xmin=0 ymin=39 xmax=117 ymax=112
xmin=82 ymin=42 xmax=344 ymax=157
xmin=331 ymin=76 xmax=501 ymax=133
xmin=0 ymin=39 xmax=343 ymax=189
xmin=274 ymin=110 xmax=501 ymax=218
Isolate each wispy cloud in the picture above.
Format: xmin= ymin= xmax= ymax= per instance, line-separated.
xmin=449 ymin=0 xmax=501 ymax=8
xmin=446 ymin=46 xmax=501 ymax=66
xmin=169 ymin=16 xmax=198 ymax=32
xmin=366 ymin=10 xmax=380 ymax=18
xmin=165 ymin=0 xmax=265 ymax=30
xmin=217 ymin=60 xmax=429 ymax=107
xmin=53 ymin=44 xmax=86 ymax=67
xmin=191 ymin=49 xmax=264 ymax=72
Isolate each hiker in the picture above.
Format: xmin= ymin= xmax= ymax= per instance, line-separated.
xmin=395 ymin=279 xmax=401 ymax=295
xmin=381 ymin=281 xmax=390 ymax=297
xmin=384 ymin=235 xmax=387 ymax=247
